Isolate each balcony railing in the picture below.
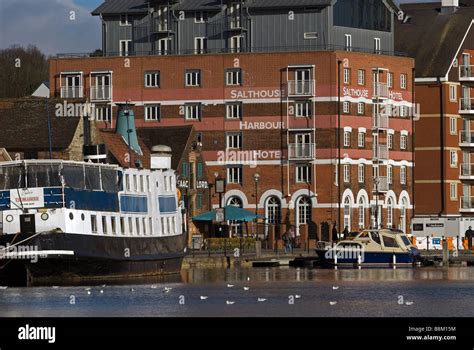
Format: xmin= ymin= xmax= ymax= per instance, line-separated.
xmin=459 ymin=131 xmax=474 ymax=146
xmin=460 ymin=196 xmax=474 ymax=211
xmin=286 ymin=80 xmax=315 ymax=97
xmin=288 ymin=143 xmax=315 ymax=160
xmin=372 ymin=82 xmax=389 ymax=99
xmin=60 ymin=86 xmax=83 ymax=99
xmin=459 ymin=98 xmax=474 ymax=114
xmin=372 ymin=113 xmax=389 ymax=130
xmin=152 ymin=18 xmax=172 ymax=33
xmin=459 ymin=65 xmax=474 ymax=82
xmin=90 ymin=86 xmax=112 ymax=101
xmin=460 ymin=163 xmax=474 ymax=179
xmin=373 ymin=145 xmax=389 ymax=161
xmin=226 ymin=18 xmax=246 ymax=31
xmin=373 ymin=176 xmax=389 ymax=193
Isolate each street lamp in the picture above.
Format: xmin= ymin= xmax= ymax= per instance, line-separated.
xmin=253 ymin=173 xmax=260 ymax=217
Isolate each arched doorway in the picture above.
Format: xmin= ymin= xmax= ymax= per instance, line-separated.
xmin=266 ymin=196 xmax=281 ymax=225
xmin=358 ymin=197 xmax=366 ymax=229
xmin=227 ymin=196 xmax=243 ymax=236
xmin=296 ymin=196 xmax=311 ymax=236
xmin=400 ymin=198 xmax=407 ymax=233
xmin=343 ymin=196 xmax=351 ymax=231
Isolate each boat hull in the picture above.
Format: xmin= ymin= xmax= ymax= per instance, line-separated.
xmin=315 ymin=249 xmax=416 ymax=267
xmin=0 ymin=231 xmax=186 ymax=286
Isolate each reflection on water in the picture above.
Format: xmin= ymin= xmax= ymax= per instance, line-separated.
xmin=0 ymin=267 xmax=473 ymax=317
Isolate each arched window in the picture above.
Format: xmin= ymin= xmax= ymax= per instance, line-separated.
xmin=296 ymin=196 xmax=311 ymax=226
xmin=387 ymin=198 xmax=394 ymax=228
xmin=343 ymin=197 xmax=351 ymax=231
xmin=400 ymin=198 xmax=408 ymax=233
xmin=227 ymin=196 xmax=243 ymax=236
xmin=358 ymin=197 xmax=365 ymax=229
xmin=227 ymin=196 xmax=243 ymax=207
xmin=266 ymin=196 xmax=281 ymax=224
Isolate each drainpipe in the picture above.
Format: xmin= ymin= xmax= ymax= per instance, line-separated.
xmin=439 ymin=77 xmax=445 ymax=217
xmin=337 ymin=60 xmax=342 ymax=235
xmin=411 ymin=67 xmax=416 ymax=217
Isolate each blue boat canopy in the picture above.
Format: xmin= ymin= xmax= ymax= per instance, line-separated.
xmin=192 ymin=206 xmax=264 ymax=222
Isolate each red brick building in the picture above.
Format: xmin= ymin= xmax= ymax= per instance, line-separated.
xmin=49 ymin=49 xmax=414 ymax=240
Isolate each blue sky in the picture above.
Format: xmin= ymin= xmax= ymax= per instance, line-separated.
xmin=0 ymin=0 xmax=439 ymax=56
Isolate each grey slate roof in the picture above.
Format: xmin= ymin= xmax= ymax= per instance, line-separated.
xmin=395 ymin=3 xmax=474 ymax=78
xmin=92 ymin=0 xmax=150 ymax=15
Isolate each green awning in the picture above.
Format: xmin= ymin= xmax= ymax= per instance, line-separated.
xmin=192 ymin=206 xmax=264 ymax=222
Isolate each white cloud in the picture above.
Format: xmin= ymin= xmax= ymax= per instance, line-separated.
xmin=0 ymin=0 xmax=101 ymax=56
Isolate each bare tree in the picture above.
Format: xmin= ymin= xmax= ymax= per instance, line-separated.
xmin=0 ymin=45 xmax=49 ymax=98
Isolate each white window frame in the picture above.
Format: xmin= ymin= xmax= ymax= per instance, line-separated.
xmin=358 ymin=132 xmax=365 ymax=148
xmin=345 ymin=34 xmax=352 ymax=51
xmin=185 ymin=70 xmax=201 ymax=87
xmin=449 ymin=85 xmax=457 ymax=102
xmin=145 ymin=71 xmax=160 ymax=88
xmin=344 ymin=68 xmax=350 ymax=84
xmin=358 ymin=164 xmax=365 ymax=183
xmin=400 ymin=135 xmax=408 ymax=150
xmin=343 ymin=164 xmax=350 ymax=183
xmin=450 ymin=150 xmax=458 ymax=168
xmin=387 ymin=134 xmax=393 ymax=150
xmin=450 ymin=182 xmax=458 ymax=201
xmin=226 ymin=102 xmax=242 ymax=119
xmin=343 ymin=131 xmax=351 ymax=147
xmin=195 ymin=11 xmax=207 ymax=23
xmin=400 ymin=166 xmax=407 ymax=185
xmin=227 ymin=166 xmax=243 ymax=184
xmin=230 ymin=35 xmax=242 ymax=53
xmin=374 ymin=37 xmax=381 ymax=53
xmin=194 ymin=37 xmax=207 ymax=54
xmin=145 ymin=104 xmax=161 ymax=121
xmin=226 ymin=68 xmax=242 ymax=86
xmin=120 ymin=14 xmax=131 ymax=26
xmin=226 ymin=132 xmax=242 ymax=149
xmin=95 ymin=105 xmax=111 ymax=122
xmin=119 ymin=40 xmax=131 ymax=57
xmin=387 ymin=165 xmax=393 ymax=185
xmin=358 ymin=70 xmax=365 ymax=85
xmin=343 ymin=101 xmax=350 ymax=114
xmin=296 ymin=164 xmax=311 ymax=183
xmin=387 ymin=72 xmax=393 ymax=88
xmin=357 ymin=102 xmax=365 ymax=115
xmin=400 ymin=73 xmax=407 ymax=89
xmin=295 ymin=101 xmax=312 ymax=117
xmin=185 ymin=103 xmax=201 ymax=120
xmin=450 ymin=117 xmax=457 ymax=135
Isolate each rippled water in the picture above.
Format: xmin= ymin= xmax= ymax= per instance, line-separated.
xmin=0 ymin=267 xmax=473 ymax=317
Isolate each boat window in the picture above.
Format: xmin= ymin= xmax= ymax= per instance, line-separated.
xmin=147 ymin=176 xmax=151 ymax=192
xmin=120 ymin=217 xmax=125 ymax=235
xmin=102 ymin=216 xmax=108 ymax=234
xmin=370 ymin=232 xmax=381 ymax=245
xmin=401 ymin=236 xmax=411 ymax=246
xmin=62 ymin=165 xmax=85 ymax=190
xmin=382 ymin=235 xmax=399 ymax=248
xmin=136 ymin=217 xmax=140 ymax=235
xmin=26 ymin=164 xmax=61 ymax=188
xmin=149 ymin=218 xmax=153 ymax=234
xmin=142 ymin=217 xmax=147 ymax=235
xmin=91 ymin=215 xmax=97 ymax=233
xmin=140 ymin=176 xmax=144 ymax=192
xmin=128 ymin=217 xmax=133 ymax=234
xmin=85 ymin=166 xmax=101 ymax=191
xmin=133 ymin=175 xmax=138 ymax=192
xmin=0 ymin=165 xmax=26 ymax=190
xmin=102 ymin=168 xmax=120 ymax=193
xmin=111 ymin=217 xmax=117 ymax=234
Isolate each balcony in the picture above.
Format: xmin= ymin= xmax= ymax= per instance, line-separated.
xmin=225 ymin=18 xmax=247 ymax=32
xmin=459 ymin=65 xmax=474 ymax=84
xmin=288 ymin=143 xmax=315 ymax=160
xmin=460 ymin=196 xmax=474 ymax=212
xmin=286 ymin=80 xmax=315 ymax=97
xmin=459 ymin=98 xmax=474 ymax=115
xmin=90 ymin=86 xmax=112 ymax=101
xmin=460 ymin=163 xmax=474 ymax=180
xmin=373 ymin=176 xmax=389 ymax=193
xmin=152 ymin=18 xmax=173 ymax=34
xmin=459 ymin=131 xmax=474 ymax=147
xmin=372 ymin=113 xmax=389 ymax=130
xmin=372 ymin=82 xmax=389 ymax=99
xmin=60 ymin=86 xmax=83 ymax=99
xmin=372 ymin=145 xmax=389 ymax=161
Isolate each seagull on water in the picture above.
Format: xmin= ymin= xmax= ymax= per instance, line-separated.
xmin=99 ymin=290 xmax=104 ymax=294
xmin=227 ymin=284 xmax=234 ymax=288
xmin=151 ymin=285 xmax=158 ymax=289
xmin=226 ymin=301 xmax=235 ymax=305
xmin=329 ymin=301 xmax=337 ymax=306
xmin=130 ymin=288 xmax=135 ymax=292
xmin=243 ymin=286 xmax=250 ymax=291
xmin=405 ymin=301 xmax=414 ymax=306
xmin=0 ymin=286 xmax=8 ymax=290
xmin=200 ymin=296 xmax=208 ymax=300
xmin=257 ymin=298 xmax=267 ymax=302
xmin=332 ymin=286 xmax=340 ymax=290
xmin=84 ymin=287 xmax=91 ymax=291
xmin=87 ymin=291 xmax=91 ymax=295
xmin=163 ymin=287 xmax=173 ymax=293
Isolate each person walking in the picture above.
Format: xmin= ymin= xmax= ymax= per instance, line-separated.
xmin=465 ymin=226 xmax=474 ymax=250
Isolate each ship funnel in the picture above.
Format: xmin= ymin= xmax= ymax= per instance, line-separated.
xmin=151 ymin=145 xmax=172 ymax=170
xmin=116 ymin=103 xmax=143 ymax=156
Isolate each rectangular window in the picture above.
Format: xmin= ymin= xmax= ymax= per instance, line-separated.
xmin=295 ymin=101 xmax=312 ymax=117
xmin=194 ymin=37 xmax=207 ymax=54
xmin=185 ymin=70 xmax=201 ymax=87
xmin=449 ymin=85 xmax=457 ymax=102
xmin=182 ymin=162 xmax=189 ymax=177
xmin=226 ymin=69 xmax=242 ymax=86
xmin=102 ymin=216 xmax=108 ymax=234
xmin=195 ymin=11 xmax=207 ymax=23
xmin=344 ymin=131 xmax=351 ymax=147
xmin=143 ymin=217 xmax=147 ymax=235
xmin=387 ymin=165 xmax=393 ymax=184
xmin=345 ymin=34 xmax=352 ymax=51
xmin=387 ymin=73 xmax=394 ymax=88
xmin=111 ymin=217 xmax=117 ymax=234
xmin=226 ymin=132 xmax=242 ymax=149
xmin=128 ymin=217 xmax=133 ymax=234
xmin=450 ymin=117 xmax=457 ymax=135
xmin=358 ymin=132 xmax=365 ymax=148
xmin=226 ymin=102 xmax=242 ymax=119
xmin=450 ymin=182 xmax=458 ymax=201
xmin=374 ymin=38 xmax=381 ymax=53
xmin=91 ymin=215 xmax=97 ymax=233
xmin=149 ymin=218 xmax=153 ymax=234
xmin=450 ymin=150 xmax=458 ymax=168
xmin=343 ymin=164 xmax=350 ymax=183
xmin=387 ymin=134 xmax=393 ymax=150
xmin=95 ymin=105 xmax=111 ymax=122
xmin=120 ymin=14 xmax=130 ymax=26
xmin=185 ymin=103 xmax=201 ymax=120
xmin=158 ymin=38 xmax=170 ymax=55
xmin=197 ymin=162 xmax=203 ymax=178
xmin=400 ymin=135 xmax=408 ymax=150
xmin=358 ymin=70 xmax=365 ymax=85
xmin=161 ymin=217 xmax=167 ymax=235
xmin=358 ymin=165 xmax=365 ymax=183
xmin=145 ymin=71 xmax=160 ymax=88
xmin=136 ymin=218 xmax=140 ymax=235
xmin=357 ymin=103 xmax=365 ymax=115
xmin=119 ymin=40 xmax=131 ymax=57
xmin=227 ymin=166 xmax=243 ymax=184
xmin=229 ymin=35 xmax=242 ymax=53
xmin=400 ymin=166 xmax=407 ymax=185
xmin=139 ymin=175 xmax=144 ymax=192
xmin=296 ymin=164 xmax=311 ymax=183
xmin=400 ymin=74 xmax=407 ymax=89
xmin=343 ymin=101 xmax=350 ymax=114
xmin=196 ymin=193 xmax=202 ymax=209
xmin=120 ymin=217 xmax=125 ymax=235
xmin=144 ymin=104 xmax=161 ymax=121
xmin=344 ymin=68 xmax=351 ymax=84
